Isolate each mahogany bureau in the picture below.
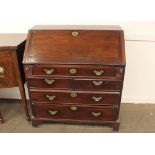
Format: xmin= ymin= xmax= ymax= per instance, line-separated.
xmin=0 ymin=34 xmax=29 ymax=122
xmin=23 ymin=25 xmax=126 ymax=131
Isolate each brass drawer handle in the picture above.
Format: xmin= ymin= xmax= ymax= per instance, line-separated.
xmin=44 ymin=79 xmax=55 ymax=85
xmin=70 ymin=92 xmax=77 ymax=98
xmin=0 ymin=67 xmax=4 ymax=77
xmin=48 ymin=110 xmax=58 ymax=115
xmin=44 ymin=69 xmax=54 ymax=75
xmin=70 ymin=106 xmax=78 ymax=111
xmin=46 ymin=95 xmax=56 ymax=101
xmin=69 ymin=68 xmax=77 ymax=74
xmin=92 ymin=80 xmax=103 ymax=86
xmin=72 ymin=31 xmax=79 ymax=37
xmin=91 ymin=112 xmax=101 ymax=117
xmin=93 ymin=70 xmax=104 ymax=76
xmin=92 ymin=96 xmax=102 ymax=102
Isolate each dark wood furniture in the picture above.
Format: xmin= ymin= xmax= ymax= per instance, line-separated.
xmin=0 ymin=34 xmax=29 ymax=121
xmin=23 ymin=25 xmax=126 ymax=131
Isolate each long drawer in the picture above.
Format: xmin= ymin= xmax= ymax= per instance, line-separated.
xmin=26 ymin=65 xmax=123 ymax=79
xmin=30 ymin=90 xmax=120 ymax=105
xmin=32 ymin=104 xmax=118 ymax=121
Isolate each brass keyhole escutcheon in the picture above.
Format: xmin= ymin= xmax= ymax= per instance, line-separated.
xmin=72 ymin=31 xmax=79 ymax=37
xmin=70 ymin=106 xmax=78 ymax=111
xmin=70 ymin=92 xmax=77 ymax=98
xmin=69 ymin=68 xmax=77 ymax=75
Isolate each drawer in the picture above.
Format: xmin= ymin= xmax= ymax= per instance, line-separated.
xmin=28 ymin=78 xmax=72 ymax=89
xmin=32 ymin=104 xmax=118 ymax=121
xmin=27 ymin=65 xmax=123 ymax=79
xmin=30 ymin=90 xmax=120 ymax=105
xmin=76 ymin=79 xmax=122 ymax=91
xmin=0 ymin=51 xmax=17 ymax=88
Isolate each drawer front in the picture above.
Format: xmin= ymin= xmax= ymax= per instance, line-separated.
xmin=30 ymin=90 xmax=120 ymax=105
xmin=0 ymin=51 xmax=17 ymax=88
xmin=76 ymin=79 xmax=122 ymax=91
xmin=29 ymin=65 xmax=123 ymax=79
xmin=28 ymin=78 xmax=72 ymax=89
xmin=33 ymin=104 xmax=118 ymax=121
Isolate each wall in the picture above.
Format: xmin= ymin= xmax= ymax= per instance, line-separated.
xmin=0 ymin=0 xmax=155 ymax=103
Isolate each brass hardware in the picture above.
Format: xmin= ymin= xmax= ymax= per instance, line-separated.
xmin=44 ymin=69 xmax=54 ymax=75
xmin=92 ymin=96 xmax=102 ymax=102
xmin=69 ymin=68 xmax=77 ymax=74
xmin=91 ymin=112 xmax=101 ymax=117
xmin=92 ymin=80 xmax=103 ymax=86
xmin=48 ymin=110 xmax=58 ymax=115
xmin=46 ymin=95 xmax=56 ymax=101
xmin=72 ymin=31 xmax=79 ymax=36
xmin=120 ymin=69 xmax=124 ymax=73
xmin=25 ymin=67 xmax=29 ymax=71
xmin=70 ymin=106 xmax=78 ymax=111
xmin=31 ymin=115 xmax=35 ymax=119
xmin=0 ymin=67 xmax=4 ymax=77
xmin=70 ymin=92 xmax=77 ymax=98
xmin=44 ymin=79 xmax=55 ymax=85
xmin=93 ymin=70 xmax=104 ymax=76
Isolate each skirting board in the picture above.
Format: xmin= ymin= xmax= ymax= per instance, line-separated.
xmin=121 ymin=97 xmax=155 ymax=104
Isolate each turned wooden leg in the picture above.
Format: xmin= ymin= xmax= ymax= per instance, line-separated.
xmin=0 ymin=112 xmax=4 ymax=123
xmin=113 ymin=121 xmax=120 ymax=132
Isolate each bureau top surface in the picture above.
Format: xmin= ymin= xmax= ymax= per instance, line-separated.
xmin=31 ymin=25 xmax=123 ymax=30
xmin=23 ymin=25 xmax=125 ymax=65
xmin=0 ymin=34 xmax=26 ymax=50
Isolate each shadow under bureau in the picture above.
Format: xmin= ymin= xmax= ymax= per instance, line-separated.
xmin=23 ymin=25 xmax=126 ymax=131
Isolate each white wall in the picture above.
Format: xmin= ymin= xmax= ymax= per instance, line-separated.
xmin=0 ymin=0 xmax=155 ymax=103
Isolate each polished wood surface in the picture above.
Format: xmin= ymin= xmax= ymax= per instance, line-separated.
xmin=0 ymin=34 xmax=29 ymax=121
xmin=0 ymin=51 xmax=17 ymax=88
xmin=28 ymin=78 xmax=72 ymax=89
xmin=32 ymin=104 xmax=118 ymax=121
xmin=76 ymin=79 xmax=122 ymax=91
xmin=29 ymin=90 xmax=120 ymax=105
xmin=23 ymin=26 xmax=125 ymax=65
xmin=23 ymin=26 xmax=126 ymax=131
xmin=28 ymin=65 xmax=123 ymax=80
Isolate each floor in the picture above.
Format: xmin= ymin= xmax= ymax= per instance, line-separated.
xmin=0 ymin=100 xmax=155 ymax=132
